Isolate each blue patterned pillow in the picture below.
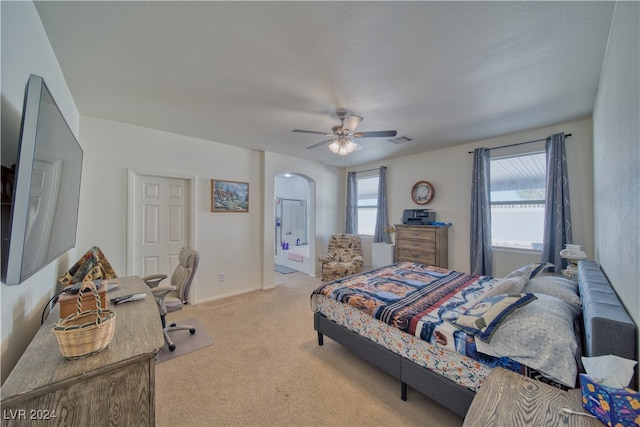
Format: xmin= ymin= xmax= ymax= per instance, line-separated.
xmin=447 ymin=293 xmax=538 ymax=343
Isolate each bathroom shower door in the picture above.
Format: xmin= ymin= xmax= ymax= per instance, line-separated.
xmin=276 ymin=198 xmax=307 ymax=250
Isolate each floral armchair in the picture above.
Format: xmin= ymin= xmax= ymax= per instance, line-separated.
xmin=319 ymin=234 xmax=364 ymax=281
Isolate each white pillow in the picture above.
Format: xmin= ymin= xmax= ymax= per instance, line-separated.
xmin=480 ymin=276 xmax=528 ymax=300
xmin=504 ymin=262 xmax=554 ymax=281
xmin=524 ymin=276 xmax=581 ymax=308
xmin=478 ymin=262 xmax=552 ymax=301
xmin=529 ymin=274 xmax=577 ymax=289
xmin=475 ymin=294 xmax=579 ymax=388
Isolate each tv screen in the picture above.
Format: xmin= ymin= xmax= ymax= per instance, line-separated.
xmin=1 ymin=74 xmax=83 ymax=285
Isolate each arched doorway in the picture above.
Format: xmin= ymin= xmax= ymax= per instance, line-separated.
xmin=274 ymin=172 xmax=315 ymax=276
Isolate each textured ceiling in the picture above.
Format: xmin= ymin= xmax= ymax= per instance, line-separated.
xmin=34 ymin=1 xmax=615 ymax=166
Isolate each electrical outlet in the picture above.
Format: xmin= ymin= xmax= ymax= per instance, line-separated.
xmin=219 ymin=272 xmax=226 ymax=281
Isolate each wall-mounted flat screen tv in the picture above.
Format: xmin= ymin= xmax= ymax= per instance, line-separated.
xmin=1 ymin=74 xmax=83 ymax=285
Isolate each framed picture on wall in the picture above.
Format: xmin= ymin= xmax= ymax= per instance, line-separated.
xmin=211 ymin=179 xmax=249 ymax=212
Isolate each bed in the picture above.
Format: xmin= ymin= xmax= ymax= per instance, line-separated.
xmin=311 ymin=259 xmax=637 ymax=417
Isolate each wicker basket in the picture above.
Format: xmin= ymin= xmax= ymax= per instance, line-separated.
xmin=53 ymin=282 xmax=117 ymax=359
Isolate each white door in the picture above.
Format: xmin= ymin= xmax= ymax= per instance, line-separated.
xmin=130 ymin=173 xmax=190 ymax=277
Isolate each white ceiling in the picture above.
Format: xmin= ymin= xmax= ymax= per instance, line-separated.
xmin=34 ymin=1 xmax=615 ymax=167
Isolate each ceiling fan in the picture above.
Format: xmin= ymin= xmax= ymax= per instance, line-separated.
xmin=292 ymin=109 xmax=397 ymax=155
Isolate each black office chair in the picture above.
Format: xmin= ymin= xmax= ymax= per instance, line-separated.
xmin=142 ymin=247 xmax=199 ymax=351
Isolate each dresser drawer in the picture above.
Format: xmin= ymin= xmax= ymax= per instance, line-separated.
xmin=396 ymin=227 xmax=436 ymax=242
xmin=397 ymin=239 xmax=433 ymax=252
xmin=397 ymin=248 xmax=436 ymax=265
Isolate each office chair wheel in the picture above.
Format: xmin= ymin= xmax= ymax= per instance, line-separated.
xmin=170 ymin=322 xmax=177 ymax=327
xmin=168 ymin=344 xmax=176 ymax=352
xmin=190 ymin=328 xmax=196 ymax=334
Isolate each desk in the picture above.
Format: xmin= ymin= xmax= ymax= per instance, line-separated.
xmin=1 ymin=276 xmax=164 ymax=427
xmin=463 ymin=368 xmax=601 ymax=427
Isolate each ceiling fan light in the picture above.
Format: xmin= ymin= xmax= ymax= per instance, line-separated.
xmin=295 ymin=109 xmax=397 ymax=156
xmin=328 ymin=141 xmax=340 ymax=154
xmin=328 ymin=138 xmax=358 ymax=156
xmin=345 ymin=140 xmax=358 ymax=153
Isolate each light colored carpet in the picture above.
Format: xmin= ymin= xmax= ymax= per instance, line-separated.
xmin=156 ymin=317 xmax=213 ymax=364
xmin=155 ymin=271 xmax=464 ymax=426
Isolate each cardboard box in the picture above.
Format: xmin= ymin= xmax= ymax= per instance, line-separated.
xmin=59 ymin=282 xmax=108 ymax=319
xmin=580 ymin=374 xmax=640 ymax=427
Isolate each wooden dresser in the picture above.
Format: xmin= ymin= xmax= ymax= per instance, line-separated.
xmin=1 ymin=276 xmax=164 ymax=427
xmin=394 ymin=224 xmax=449 ymax=268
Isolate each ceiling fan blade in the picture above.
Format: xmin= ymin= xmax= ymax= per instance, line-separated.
xmin=293 ymin=129 xmax=334 ymax=136
xmin=306 ymin=138 xmax=335 ymax=150
xmin=352 ymin=130 xmax=398 ymax=138
xmin=342 ymin=114 xmax=363 ymax=132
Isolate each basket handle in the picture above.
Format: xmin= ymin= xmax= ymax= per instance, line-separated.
xmin=76 ymin=281 xmax=103 ymax=325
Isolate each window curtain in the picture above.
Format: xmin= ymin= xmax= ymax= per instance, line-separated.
xmin=373 ymin=166 xmax=391 ymax=243
xmin=541 ymin=133 xmax=572 ymax=272
xmin=345 ymin=171 xmax=357 ymax=234
xmin=470 ymin=147 xmax=492 ymax=276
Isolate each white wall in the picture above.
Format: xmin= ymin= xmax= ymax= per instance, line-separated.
xmin=0 ymin=1 xmax=81 ymax=383
xmin=351 ymin=117 xmax=594 ymax=277
xmin=77 ymin=117 xmax=344 ymax=302
xmin=78 ymin=116 xmax=263 ymax=304
xmin=275 ymin=174 xmax=310 ymax=201
xmin=592 ymin=1 xmax=639 ymax=362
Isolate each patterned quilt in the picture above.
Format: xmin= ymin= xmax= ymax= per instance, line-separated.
xmin=312 ymin=262 xmax=490 ymax=347
xmin=312 ymin=262 xmax=571 ymax=389
xmin=312 ymin=262 xmax=536 ymax=373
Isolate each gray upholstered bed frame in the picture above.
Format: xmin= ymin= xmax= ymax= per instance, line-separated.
xmin=313 ymin=260 xmax=637 ymax=417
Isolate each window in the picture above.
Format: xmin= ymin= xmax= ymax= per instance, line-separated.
xmin=356 ymin=174 xmax=379 ymax=235
xmin=490 ymin=152 xmax=546 ymax=250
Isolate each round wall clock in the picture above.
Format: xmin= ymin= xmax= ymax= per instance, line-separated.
xmin=411 ymin=181 xmax=434 ymax=205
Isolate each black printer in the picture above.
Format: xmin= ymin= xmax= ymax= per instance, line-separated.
xmin=402 ymin=209 xmax=436 ymax=225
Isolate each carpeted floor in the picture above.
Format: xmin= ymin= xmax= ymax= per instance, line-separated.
xmin=155 ymin=271 xmax=464 ymax=426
